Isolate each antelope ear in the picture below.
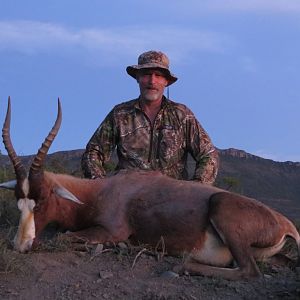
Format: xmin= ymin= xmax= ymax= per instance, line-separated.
xmin=54 ymin=186 xmax=83 ymax=205
xmin=0 ymin=180 xmax=17 ymax=190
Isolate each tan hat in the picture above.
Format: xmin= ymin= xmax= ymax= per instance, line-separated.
xmin=126 ymin=50 xmax=178 ymax=86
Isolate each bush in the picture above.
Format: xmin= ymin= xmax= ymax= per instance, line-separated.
xmin=0 ymin=166 xmax=19 ymax=226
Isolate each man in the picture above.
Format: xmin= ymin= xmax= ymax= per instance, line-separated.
xmin=81 ymin=50 xmax=219 ymax=184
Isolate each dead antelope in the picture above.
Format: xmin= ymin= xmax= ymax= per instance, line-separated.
xmin=0 ymin=98 xmax=299 ymax=281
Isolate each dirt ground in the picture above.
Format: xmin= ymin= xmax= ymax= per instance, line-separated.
xmin=0 ymin=227 xmax=299 ymax=300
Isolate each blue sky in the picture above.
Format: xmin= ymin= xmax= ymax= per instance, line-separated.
xmin=0 ymin=0 xmax=299 ymax=162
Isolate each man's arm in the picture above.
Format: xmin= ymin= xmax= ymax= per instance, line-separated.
xmin=186 ymin=115 xmax=219 ymax=184
xmin=81 ymin=111 xmax=116 ymax=179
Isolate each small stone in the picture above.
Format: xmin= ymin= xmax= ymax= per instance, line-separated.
xmin=160 ymin=271 xmax=180 ymax=279
xmin=117 ymin=242 xmax=128 ymax=249
xmin=94 ymin=244 xmax=104 ymax=255
xmin=75 ymin=251 xmax=86 ymax=257
xmin=99 ymin=271 xmax=113 ymax=279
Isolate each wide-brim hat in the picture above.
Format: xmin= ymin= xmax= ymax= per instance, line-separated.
xmin=126 ymin=50 xmax=178 ymax=86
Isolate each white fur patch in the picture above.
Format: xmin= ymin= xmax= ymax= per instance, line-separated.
xmin=21 ymin=178 xmax=30 ymax=197
xmin=14 ymin=198 xmax=36 ymax=253
xmin=189 ymin=227 xmax=233 ymax=267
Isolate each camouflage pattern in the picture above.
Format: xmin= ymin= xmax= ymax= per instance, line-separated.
xmin=81 ymin=97 xmax=219 ymax=184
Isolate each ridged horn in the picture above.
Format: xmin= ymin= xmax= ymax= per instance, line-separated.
xmin=29 ymin=98 xmax=62 ymax=176
xmin=2 ymin=97 xmax=27 ymax=180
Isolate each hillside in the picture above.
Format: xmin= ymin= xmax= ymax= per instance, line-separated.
xmin=215 ymin=148 xmax=300 ymax=221
xmin=216 ymin=148 xmax=300 ymax=199
xmin=1 ymin=148 xmax=300 ymax=222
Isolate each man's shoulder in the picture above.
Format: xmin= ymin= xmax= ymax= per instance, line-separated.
xmin=112 ymin=98 xmax=138 ymax=114
xmin=165 ymin=98 xmax=194 ymax=116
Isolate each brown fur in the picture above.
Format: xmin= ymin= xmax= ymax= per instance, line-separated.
xmin=28 ymin=169 xmax=300 ymax=280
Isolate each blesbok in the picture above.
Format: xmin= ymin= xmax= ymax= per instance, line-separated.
xmin=0 ymin=98 xmax=299 ymax=280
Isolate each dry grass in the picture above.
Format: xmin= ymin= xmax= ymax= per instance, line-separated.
xmin=0 ymin=230 xmax=23 ymax=274
xmin=0 ymin=193 xmax=19 ymax=227
xmin=33 ymin=232 xmax=73 ymax=252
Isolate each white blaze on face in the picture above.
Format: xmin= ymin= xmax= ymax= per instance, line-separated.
xmin=14 ymin=198 xmax=36 ymax=253
xmin=14 ymin=179 xmax=36 ymax=253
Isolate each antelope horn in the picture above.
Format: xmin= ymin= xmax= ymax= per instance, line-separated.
xmin=2 ymin=97 xmax=27 ymax=180
xmin=29 ymin=98 xmax=62 ymax=177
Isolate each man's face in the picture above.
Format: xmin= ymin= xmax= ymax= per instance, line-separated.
xmin=137 ymin=69 xmax=169 ymax=102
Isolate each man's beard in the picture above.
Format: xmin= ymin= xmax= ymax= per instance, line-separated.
xmin=141 ymin=88 xmax=164 ymax=102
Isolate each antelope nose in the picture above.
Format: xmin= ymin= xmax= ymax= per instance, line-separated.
xmin=15 ymin=239 xmax=34 ymax=253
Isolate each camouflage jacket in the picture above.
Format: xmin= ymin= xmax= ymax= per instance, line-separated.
xmin=81 ymin=97 xmax=219 ymax=184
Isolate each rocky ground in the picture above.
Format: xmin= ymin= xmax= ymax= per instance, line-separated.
xmin=0 ymin=227 xmax=299 ymax=300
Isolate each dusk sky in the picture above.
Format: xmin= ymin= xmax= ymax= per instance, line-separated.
xmin=0 ymin=0 xmax=299 ymax=162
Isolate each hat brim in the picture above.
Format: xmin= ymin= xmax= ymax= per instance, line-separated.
xmin=126 ymin=64 xmax=177 ymax=86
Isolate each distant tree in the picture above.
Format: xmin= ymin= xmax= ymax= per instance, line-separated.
xmin=222 ymin=176 xmax=240 ymax=192
xmin=0 ymin=166 xmax=14 ymax=182
xmin=0 ymin=166 xmax=18 ymax=225
xmin=46 ymin=158 xmax=69 ymax=174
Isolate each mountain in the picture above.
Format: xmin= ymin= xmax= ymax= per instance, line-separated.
xmin=214 ymin=148 xmax=300 ymax=222
xmin=1 ymin=148 xmax=299 ymax=222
